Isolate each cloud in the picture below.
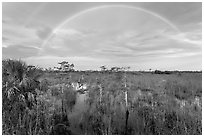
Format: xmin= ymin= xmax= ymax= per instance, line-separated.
xmin=2 ymin=17 xmax=12 ymax=24
xmin=36 ymin=26 xmax=52 ymax=39
xmin=2 ymin=45 xmax=40 ymax=59
xmin=40 ymin=28 xmax=100 ymax=56
xmin=2 ymin=22 xmax=43 ymax=52
xmin=3 ymin=2 xmax=202 ymax=70
xmin=164 ymin=30 xmax=202 ymax=46
xmin=40 ymin=25 xmax=201 ymax=62
xmin=97 ymin=29 xmax=201 ymax=59
xmin=2 ymin=44 xmax=9 ymax=48
xmin=2 ymin=37 xmax=9 ymax=42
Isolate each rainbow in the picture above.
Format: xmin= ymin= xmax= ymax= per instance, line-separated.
xmin=40 ymin=5 xmax=179 ymax=50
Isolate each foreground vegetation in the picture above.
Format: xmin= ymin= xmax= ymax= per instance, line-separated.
xmin=2 ymin=59 xmax=202 ymax=135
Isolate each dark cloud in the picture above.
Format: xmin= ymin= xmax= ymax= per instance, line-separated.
xmin=36 ymin=26 xmax=52 ymax=39
xmin=2 ymin=19 xmax=7 ymax=23
xmin=2 ymin=37 xmax=9 ymax=42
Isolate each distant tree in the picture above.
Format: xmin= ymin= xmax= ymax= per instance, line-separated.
xmin=121 ymin=66 xmax=130 ymax=71
xmin=110 ymin=66 xmax=130 ymax=72
xmin=58 ymin=61 xmax=68 ymax=71
xmin=48 ymin=67 xmax=52 ymax=71
xmin=154 ymin=70 xmax=162 ymax=74
xmin=54 ymin=67 xmax=62 ymax=71
xmin=58 ymin=61 xmax=75 ymax=72
xmin=70 ymin=63 xmax=75 ymax=71
xmin=110 ymin=67 xmax=121 ymax=72
xmin=100 ymin=65 xmax=107 ymax=71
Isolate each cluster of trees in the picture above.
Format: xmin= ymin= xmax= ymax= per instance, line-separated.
xmin=54 ymin=61 xmax=74 ymax=72
xmin=100 ymin=66 xmax=130 ymax=72
xmin=154 ymin=70 xmax=172 ymax=74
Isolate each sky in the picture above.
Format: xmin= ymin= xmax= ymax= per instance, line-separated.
xmin=2 ymin=2 xmax=202 ymax=71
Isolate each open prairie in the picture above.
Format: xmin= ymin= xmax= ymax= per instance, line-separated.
xmin=2 ymin=60 xmax=202 ymax=135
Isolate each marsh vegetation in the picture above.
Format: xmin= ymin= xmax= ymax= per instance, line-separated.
xmin=2 ymin=59 xmax=202 ymax=135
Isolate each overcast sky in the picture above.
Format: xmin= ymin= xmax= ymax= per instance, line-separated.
xmin=2 ymin=2 xmax=202 ymax=70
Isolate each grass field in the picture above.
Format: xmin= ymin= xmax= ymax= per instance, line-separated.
xmin=2 ymin=59 xmax=202 ymax=135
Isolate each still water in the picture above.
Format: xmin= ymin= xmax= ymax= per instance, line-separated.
xmin=67 ymin=92 xmax=89 ymax=134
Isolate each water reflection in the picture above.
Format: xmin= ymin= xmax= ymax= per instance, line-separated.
xmin=68 ymin=91 xmax=89 ymax=134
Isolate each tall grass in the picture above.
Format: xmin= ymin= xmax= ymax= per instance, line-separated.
xmin=2 ymin=59 xmax=202 ymax=135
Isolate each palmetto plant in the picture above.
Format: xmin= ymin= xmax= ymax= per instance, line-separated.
xmin=3 ymin=59 xmax=41 ymax=102
xmin=2 ymin=59 xmax=42 ymax=134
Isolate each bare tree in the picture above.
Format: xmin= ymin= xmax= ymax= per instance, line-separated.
xmin=122 ymin=66 xmax=130 ymax=134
